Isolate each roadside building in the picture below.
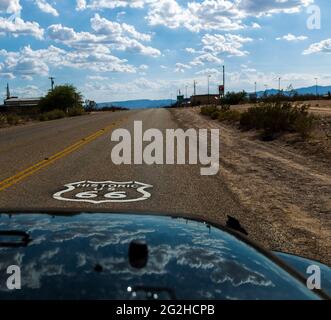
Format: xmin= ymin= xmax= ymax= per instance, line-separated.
xmin=190 ymin=94 xmax=220 ymax=106
xmin=4 ymin=97 xmax=41 ymax=107
xmin=2 ymin=83 xmax=41 ymax=111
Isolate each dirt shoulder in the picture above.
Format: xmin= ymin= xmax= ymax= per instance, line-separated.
xmin=170 ymin=107 xmax=331 ymax=266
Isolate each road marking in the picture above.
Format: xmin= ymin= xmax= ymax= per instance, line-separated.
xmin=53 ymin=180 xmax=153 ymax=204
xmin=0 ymin=119 xmax=127 ymax=192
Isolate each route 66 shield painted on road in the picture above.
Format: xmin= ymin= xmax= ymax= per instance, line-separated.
xmin=53 ymin=180 xmax=153 ymax=204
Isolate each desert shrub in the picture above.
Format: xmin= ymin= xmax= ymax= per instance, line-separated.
xmin=201 ymin=106 xmax=218 ymax=116
xmin=39 ymin=109 xmax=66 ymax=121
xmin=220 ymin=104 xmax=231 ymax=111
xmin=0 ymin=114 xmax=6 ymax=126
xmin=39 ymin=114 xmax=49 ymax=121
xmin=210 ymin=110 xmax=220 ymax=119
xmin=221 ymin=91 xmax=248 ymax=105
xmin=218 ymin=110 xmax=241 ymax=123
xmin=68 ymin=106 xmax=85 ymax=117
xmin=293 ymin=113 xmax=316 ymax=138
xmin=240 ymin=102 xmax=315 ymax=139
xmin=6 ymin=114 xmax=20 ymax=125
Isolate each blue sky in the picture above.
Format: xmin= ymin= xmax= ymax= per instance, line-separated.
xmin=0 ymin=0 xmax=330 ymax=102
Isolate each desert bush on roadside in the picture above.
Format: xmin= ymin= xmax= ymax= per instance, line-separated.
xmin=218 ymin=109 xmax=241 ymax=123
xmin=6 ymin=114 xmax=20 ymax=125
xmin=200 ymin=106 xmax=218 ymax=116
xmin=68 ymin=106 xmax=85 ymax=117
xmin=0 ymin=114 xmax=6 ymax=126
xmin=39 ymin=109 xmax=66 ymax=121
xmin=201 ymin=105 xmax=241 ymax=123
xmin=240 ymin=102 xmax=315 ymax=139
xmin=221 ymin=91 xmax=248 ymax=105
xmin=293 ymin=113 xmax=316 ymax=138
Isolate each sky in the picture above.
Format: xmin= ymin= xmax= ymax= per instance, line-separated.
xmin=0 ymin=0 xmax=331 ymax=102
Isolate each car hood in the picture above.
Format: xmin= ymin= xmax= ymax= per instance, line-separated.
xmin=0 ymin=212 xmax=326 ymax=300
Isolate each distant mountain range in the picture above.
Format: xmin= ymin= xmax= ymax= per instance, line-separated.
xmin=97 ymin=99 xmax=175 ymax=109
xmin=96 ymin=85 xmax=331 ymax=109
xmin=256 ymin=85 xmax=331 ymax=97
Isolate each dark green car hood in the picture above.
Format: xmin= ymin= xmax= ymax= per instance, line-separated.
xmin=0 ymin=212 xmax=326 ymax=300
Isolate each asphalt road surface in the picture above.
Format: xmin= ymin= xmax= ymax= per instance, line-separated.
xmin=0 ymin=109 xmax=244 ymax=223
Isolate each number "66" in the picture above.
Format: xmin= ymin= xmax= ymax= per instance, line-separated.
xmin=75 ymin=191 xmax=126 ymax=199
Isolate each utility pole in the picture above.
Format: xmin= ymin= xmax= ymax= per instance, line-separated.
xmin=278 ymin=77 xmax=281 ymax=94
xmin=185 ymin=85 xmax=188 ymax=99
xmin=6 ymin=83 xmax=10 ymax=99
xmin=254 ymin=81 xmax=257 ymax=95
xmin=49 ymin=77 xmax=55 ymax=91
xmin=223 ymin=65 xmax=225 ymax=96
xmin=193 ymin=80 xmax=197 ymax=96
xmin=207 ymin=74 xmax=211 ymax=104
xmin=315 ymin=78 xmax=318 ymax=96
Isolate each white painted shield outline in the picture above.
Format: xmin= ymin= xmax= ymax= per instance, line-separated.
xmin=53 ymin=180 xmax=153 ymax=204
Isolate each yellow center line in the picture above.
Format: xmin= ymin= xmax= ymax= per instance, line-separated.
xmin=0 ymin=119 xmax=127 ymax=192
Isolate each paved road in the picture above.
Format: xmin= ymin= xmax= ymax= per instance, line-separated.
xmin=0 ymin=109 xmax=244 ymax=224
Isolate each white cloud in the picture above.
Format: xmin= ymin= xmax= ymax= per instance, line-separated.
xmin=276 ymin=33 xmax=307 ymax=41
xmin=196 ymin=68 xmax=221 ymax=75
xmin=190 ymin=53 xmax=223 ymax=66
xmin=175 ymin=62 xmax=191 ymax=73
xmin=12 ymin=85 xmax=44 ymax=97
xmin=76 ymin=0 xmax=157 ymax=11
xmin=146 ymin=0 xmax=313 ymax=32
xmin=47 ymin=14 xmax=160 ymax=57
xmin=147 ymin=0 xmax=244 ymax=32
xmin=0 ymin=0 xmax=21 ymax=13
xmin=0 ymin=17 xmax=44 ymax=39
xmin=86 ymin=75 xmax=108 ymax=81
xmin=0 ymin=45 xmax=137 ymax=80
xmin=251 ymin=22 xmax=261 ymax=29
xmin=76 ymin=0 xmax=86 ymax=11
xmin=35 ymin=0 xmax=59 ymax=17
xmin=139 ymin=64 xmax=149 ymax=70
xmin=303 ymin=39 xmax=331 ymax=55
xmin=237 ymin=0 xmax=314 ymax=16
xmin=74 ymin=0 xmax=314 ymax=34
xmin=201 ymin=33 xmax=253 ymax=57
xmin=91 ymin=13 xmax=151 ymax=42
xmin=185 ymin=48 xmax=197 ymax=54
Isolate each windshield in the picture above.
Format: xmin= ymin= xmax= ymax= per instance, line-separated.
xmin=0 ymin=0 xmax=330 ymax=303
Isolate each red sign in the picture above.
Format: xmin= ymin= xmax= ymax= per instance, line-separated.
xmin=219 ymin=85 xmax=224 ymax=94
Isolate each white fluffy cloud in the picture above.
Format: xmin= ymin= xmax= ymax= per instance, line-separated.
xmin=35 ymin=0 xmax=59 ymax=17
xmin=74 ymin=0 xmax=313 ymax=32
xmin=0 ymin=17 xmax=44 ymax=39
xmin=185 ymin=33 xmax=250 ymax=68
xmin=190 ymin=53 xmax=223 ymax=66
xmin=76 ymin=0 xmax=157 ymax=11
xmin=303 ymin=39 xmax=331 ymax=55
xmin=276 ymin=33 xmax=307 ymax=41
xmin=0 ymin=0 xmax=21 ymax=13
xmin=147 ymin=0 xmax=244 ymax=32
xmin=48 ymin=14 xmax=160 ymax=57
xmin=146 ymin=0 xmax=312 ymax=32
xmin=237 ymin=0 xmax=314 ymax=15
xmin=201 ymin=33 xmax=253 ymax=57
xmin=91 ymin=13 xmax=151 ymax=42
xmin=0 ymin=44 xmax=137 ymax=80
xmin=175 ymin=63 xmax=191 ymax=73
